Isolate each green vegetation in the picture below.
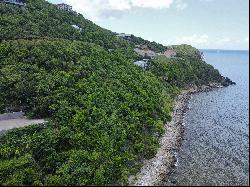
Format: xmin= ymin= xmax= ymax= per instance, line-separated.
xmin=149 ymin=45 xmax=225 ymax=87
xmin=0 ymin=0 xmax=131 ymax=49
xmin=0 ymin=39 xmax=172 ymax=185
xmin=0 ymin=0 xmax=230 ymax=186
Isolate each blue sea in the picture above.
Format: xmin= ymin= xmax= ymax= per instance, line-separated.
xmin=164 ymin=50 xmax=249 ymax=186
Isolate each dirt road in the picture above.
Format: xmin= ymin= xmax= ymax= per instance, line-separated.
xmin=0 ymin=119 xmax=45 ymax=132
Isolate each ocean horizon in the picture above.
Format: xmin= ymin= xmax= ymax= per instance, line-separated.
xmin=200 ymin=49 xmax=249 ymax=52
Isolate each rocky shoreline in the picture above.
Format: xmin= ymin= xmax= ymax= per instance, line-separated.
xmin=129 ymin=82 xmax=234 ymax=186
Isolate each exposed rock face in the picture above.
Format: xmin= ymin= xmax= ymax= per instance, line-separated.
xmin=129 ymin=91 xmax=191 ymax=186
xmin=221 ymin=77 xmax=236 ymax=87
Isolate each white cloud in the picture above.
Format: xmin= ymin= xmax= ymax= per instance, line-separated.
xmin=175 ymin=0 xmax=187 ymax=11
xmin=215 ymin=36 xmax=249 ymax=48
xmin=131 ymin=0 xmax=174 ymax=9
xmin=216 ymin=37 xmax=231 ymax=45
xmin=174 ymin=34 xmax=209 ymax=46
xmin=64 ymin=0 xmax=174 ymax=21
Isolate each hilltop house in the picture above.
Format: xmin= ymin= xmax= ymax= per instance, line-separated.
xmin=134 ymin=59 xmax=149 ymax=69
xmin=134 ymin=47 xmax=156 ymax=59
xmin=0 ymin=0 xmax=26 ymax=6
xmin=57 ymin=3 xmax=72 ymax=12
xmin=164 ymin=49 xmax=177 ymax=58
xmin=116 ymin=33 xmax=132 ymax=40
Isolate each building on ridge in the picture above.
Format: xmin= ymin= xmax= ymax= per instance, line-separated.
xmin=163 ymin=49 xmax=177 ymax=58
xmin=57 ymin=3 xmax=72 ymax=12
xmin=0 ymin=0 xmax=26 ymax=7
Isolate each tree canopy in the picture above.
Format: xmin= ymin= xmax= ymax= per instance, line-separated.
xmin=0 ymin=0 xmax=230 ymax=185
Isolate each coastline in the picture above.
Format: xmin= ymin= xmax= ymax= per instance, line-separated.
xmin=129 ymin=83 xmax=230 ymax=186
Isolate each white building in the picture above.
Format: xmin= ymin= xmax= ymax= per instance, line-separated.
xmin=163 ymin=49 xmax=177 ymax=58
xmin=134 ymin=48 xmax=156 ymax=59
xmin=134 ymin=59 xmax=149 ymax=69
xmin=0 ymin=0 xmax=26 ymax=6
xmin=116 ymin=33 xmax=132 ymax=39
xmin=72 ymin=24 xmax=82 ymax=31
xmin=57 ymin=3 xmax=72 ymax=12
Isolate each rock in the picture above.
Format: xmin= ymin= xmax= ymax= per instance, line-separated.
xmin=222 ymin=77 xmax=236 ymax=86
xmin=129 ymin=83 xmax=236 ymax=186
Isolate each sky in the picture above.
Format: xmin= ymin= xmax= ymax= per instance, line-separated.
xmin=49 ymin=0 xmax=249 ymax=50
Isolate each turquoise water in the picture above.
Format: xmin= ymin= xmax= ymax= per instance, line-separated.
xmin=164 ymin=50 xmax=249 ymax=186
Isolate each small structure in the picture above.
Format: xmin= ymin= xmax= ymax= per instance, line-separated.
xmin=134 ymin=47 xmax=156 ymax=59
xmin=140 ymin=45 xmax=148 ymax=50
xmin=0 ymin=0 xmax=26 ymax=6
xmin=57 ymin=3 xmax=72 ymax=12
xmin=142 ymin=59 xmax=149 ymax=63
xmin=134 ymin=59 xmax=149 ymax=69
xmin=164 ymin=49 xmax=177 ymax=58
xmin=71 ymin=24 xmax=82 ymax=31
xmin=116 ymin=33 xmax=132 ymax=40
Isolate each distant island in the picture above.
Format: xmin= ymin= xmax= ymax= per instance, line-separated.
xmin=0 ymin=0 xmax=235 ymax=186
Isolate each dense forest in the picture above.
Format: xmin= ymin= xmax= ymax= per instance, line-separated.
xmin=0 ymin=0 xmax=232 ymax=185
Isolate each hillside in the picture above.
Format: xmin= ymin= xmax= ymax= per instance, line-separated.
xmin=0 ymin=0 xmax=131 ymax=49
xmin=0 ymin=0 xmax=233 ymax=186
xmin=0 ymin=0 xmax=165 ymax=52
